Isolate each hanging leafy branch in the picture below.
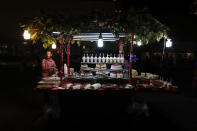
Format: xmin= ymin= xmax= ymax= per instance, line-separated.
xmin=20 ymin=10 xmax=81 ymax=48
xmin=20 ymin=7 xmax=170 ymax=48
xmin=124 ymin=7 xmax=169 ymax=45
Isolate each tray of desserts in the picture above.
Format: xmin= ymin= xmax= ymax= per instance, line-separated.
xmin=102 ymin=84 xmax=118 ymax=89
xmin=42 ymin=77 xmax=61 ymax=81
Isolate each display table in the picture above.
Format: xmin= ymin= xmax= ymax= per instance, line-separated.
xmin=34 ymin=77 xmax=179 ymax=131
xmin=36 ymin=76 xmax=178 ymax=92
xmin=35 ymin=76 xmax=178 ymax=117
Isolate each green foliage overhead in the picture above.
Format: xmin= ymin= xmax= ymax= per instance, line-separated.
xmin=20 ymin=7 xmax=170 ymax=48
xmin=124 ymin=8 xmax=169 ymax=45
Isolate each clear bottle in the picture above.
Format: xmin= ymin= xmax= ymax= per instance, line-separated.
xmin=120 ymin=54 xmax=124 ymax=63
xmin=86 ymin=53 xmax=89 ymax=63
xmin=117 ymin=54 xmax=120 ymax=63
xmin=90 ymin=53 xmax=94 ymax=63
xmin=98 ymin=53 xmax=102 ymax=63
xmin=110 ymin=53 xmax=113 ymax=63
xmin=106 ymin=53 xmax=109 ymax=63
xmin=113 ymin=54 xmax=117 ymax=63
xmin=102 ymin=53 xmax=105 ymax=63
xmin=94 ymin=53 xmax=97 ymax=63
xmin=82 ymin=54 xmax=86 ymax=63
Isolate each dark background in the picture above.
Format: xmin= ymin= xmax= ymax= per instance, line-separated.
xmin=0 ymin=0 xmax=197 ymax=42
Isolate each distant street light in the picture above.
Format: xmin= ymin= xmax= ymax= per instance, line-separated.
xmin=23 ymin=30 xmax=30 ymax=40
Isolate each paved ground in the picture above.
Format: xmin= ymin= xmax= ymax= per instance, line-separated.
xmin=140 ymin=92 xmax=197 ymax=131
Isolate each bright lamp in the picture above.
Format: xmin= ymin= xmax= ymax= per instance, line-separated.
xmin=166 ymin=39 xmax=172 ymax=48
xmin=23 ymin=30 xmax=30 ymax=40
xmin=52 ymin=43 xmax=56 ymax=49
xmin=98 ymin=33 xmax=103 ymax=47
xmin=137 ymin=40 xmax=142 ymax=46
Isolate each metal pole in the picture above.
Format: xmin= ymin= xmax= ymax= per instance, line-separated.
xmin=162 ymin=37 xmax=166 ymax=62
xmin=161 ymin=35 xmax=166 ymax=79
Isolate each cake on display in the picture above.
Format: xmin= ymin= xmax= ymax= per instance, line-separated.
xmin=95 ymin=64 xmax=100 ymax=69
xmin=96 ymin=71 xmax=108 ymax=78
xmin=81 ymin=72 xmax=93 ymax=77
xmin=110 ymin=72 xmax=123 ymax=78
xmin=80 ymin=64 xmax=88 ymax=70
xmin=95 ymin=64 xmax=107 ymax=70
xmin=100 ymin=64 xmax=107 ymax=69
xmin=110 ymin=64 xmax=122 ymax=70
xmin=110 ymin=72 xmax=117 ymax=78
xmin=96 ymin=71 xmax=102 ymax=78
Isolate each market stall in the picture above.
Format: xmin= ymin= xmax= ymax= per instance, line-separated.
xmin=21 ymin=8 xmax=179 ymax=120
xmin=32 ymin=32 xmax=178 ymax=123
xmin=35 ymin=32 xmax=178 ymax=92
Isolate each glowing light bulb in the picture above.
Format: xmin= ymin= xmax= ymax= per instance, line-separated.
xmin=98 ymin=33 xmax=103 ymax=47
xmin=52 ymin=31 xmax=60 ymax=34
xmin=166 ymin=39 xmax=172 ymax=48
xmin=52 ymin=43 xmax=56 ymax=49
xmin=98 ymin=38 xmax=103 ymax=47
xmin=23 ymin=30 xmax=30 ymax=40
xmin=137 ymin=40 xmax=142 ymax=46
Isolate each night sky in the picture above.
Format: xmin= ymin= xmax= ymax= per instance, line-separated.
xmin=0 ymin=0 xmax=196 ymax=42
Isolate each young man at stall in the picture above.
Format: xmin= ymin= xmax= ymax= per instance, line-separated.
xmin=42 ymin=50 xmax=58 ymax=77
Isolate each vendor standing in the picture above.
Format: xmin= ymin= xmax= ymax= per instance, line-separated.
xmin=42 ymin=50 xmax=58 ymax=77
